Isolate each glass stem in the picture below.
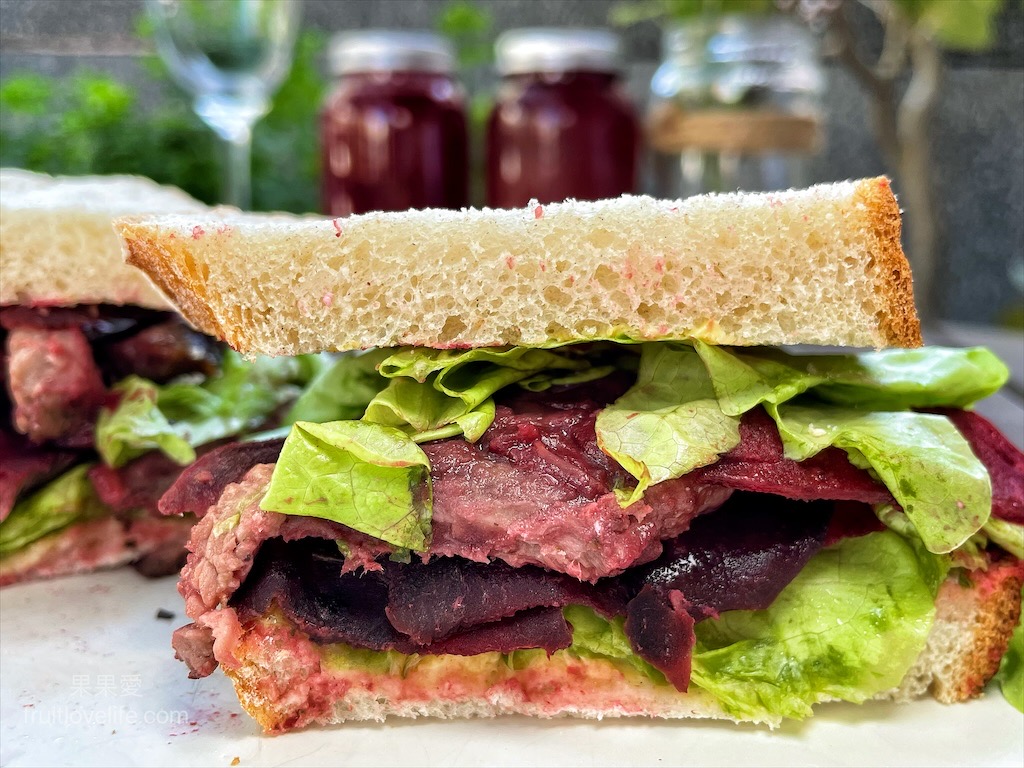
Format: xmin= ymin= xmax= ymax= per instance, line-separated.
xmin=224 ymin=127 xmax=254 ymax=210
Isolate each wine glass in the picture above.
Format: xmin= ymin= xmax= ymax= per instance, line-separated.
xmin=146 ymin=0 xmax=302 ymax=209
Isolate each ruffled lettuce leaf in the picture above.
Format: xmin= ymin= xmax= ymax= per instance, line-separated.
xmin=0 ymin=465 xmax=108 ymax=557
xmin=770 ymin=404 xmax=991 ymax=553
xmin=599 ymin=342 xmax=997 ymax=549
xmin=94 ymin=377 xmax=196 ymax=468
xmin=694 ymin=343 xmax=1008 ymax=414
xmin=812 ymin=347 xmax=1008 ymax=410
xmin=96 ymin=351 xmax=319 ymax=468
xmin=364 ymin=378 xmax=496 ymax=442
xmin=260 ymin=420 xmax=432 ymax=550
xmin=364 ymin=346 xmax=591 ymax=441
xmin=595 ymin=343 xmax=741 ymax=503
xmin=995 ymin=589 xmax=1024 ymax=713
xmin=690 ymin=531 xmax=947 ymax=721
xmin=284 ymin=350 xmax=390 ymax=424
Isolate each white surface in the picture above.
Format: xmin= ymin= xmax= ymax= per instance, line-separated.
xmin=1 ymin=569 xmax=1022 ymax=768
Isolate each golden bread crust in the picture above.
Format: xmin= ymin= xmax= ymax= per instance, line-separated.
xmin=934 ymin=560 xmax=1023 ymax=702
xmin=851 ymin=177 xmax=922 ymax=348
xmin=117 ymin=219 xmax=225 ymax=339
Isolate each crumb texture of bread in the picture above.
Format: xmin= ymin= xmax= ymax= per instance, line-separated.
xmin=213 ymin=562 xmax=1020 ymax=733
xmin=884 ymin=558 xmax=1024 ymax=704
xmin=223 ymin=612 xmax=759 ymax=734
xmin=0 ymin=169 xmax=206 ymax=308
xmin=116 ymin=178 xmax=922 ymax=355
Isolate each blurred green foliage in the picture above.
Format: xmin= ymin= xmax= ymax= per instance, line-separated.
xmin=0 ymin=0 xmax=501 ymax=213
xmin=892 ymin=0 xmax=1006 ymax=51
xmin=435 ymin=0 xmax=496 ymax=207
xmin=0 ymin=29 xmax=327 ymax=212
xmin=609 ymin=0 xmax=775 ymax=27
xmin=435 ymin=0 xmax=494 ymax=70
xmin=611 ymin=0 xmax=1009 ymax=51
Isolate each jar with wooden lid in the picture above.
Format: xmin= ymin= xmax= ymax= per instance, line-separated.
xmin=648 ymin=15 xmax=823 ymax=197
xmin=321 ymin=30 xmax=469 ymax=216
xmin=486 ymin=28 xmax=640 ymax=208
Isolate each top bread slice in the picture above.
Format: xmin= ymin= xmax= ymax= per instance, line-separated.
xmin=1 ymin=169 xmax=207 ymax=309
xmin=116 ymin=177 xmax=921 ymax=354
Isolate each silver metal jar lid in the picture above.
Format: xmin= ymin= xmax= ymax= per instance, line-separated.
xmin=329 ymin=30 xmax=455 ymax=76
xmin=495 ymin=28 xmax=622 ymax=75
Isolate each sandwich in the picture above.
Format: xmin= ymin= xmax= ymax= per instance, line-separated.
xmin=0 ymin=170 xmax=326 ymax=585
xmin=115 ymin=177 xmax=1023 ymax=732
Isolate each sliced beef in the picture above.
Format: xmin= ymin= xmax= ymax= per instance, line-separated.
xmin=5 ymin=326 xmax=106 ymax=444
xmin=934 ymin=408 xmax=1024 ymax=524
xmin=424 ymin=402 xmax=731 ymax=581
xmin=104 ymin=318 xmax=222 ymax=383
xmin=171 ymin=623 xmax=218 ymax=679
xmin=162 ymin=398 xmax=895 ymax=586
xmin=159 ymin=438 xmax=285 ymax=517
xmin=89 ymin=450 xmax=195 ymax=516
xmin=0 ymin=428 xmax=79 ymax=521
xmin=168 ymin=401 xmax=730 ymax=582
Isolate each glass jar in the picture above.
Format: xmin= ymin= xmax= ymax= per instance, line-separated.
xmin=486 ymin=28 xmax=640 ymax=209
xmin=648 ymin=15 xmax=823 ymax=198
xmin=321 ymin=31 xmax=469 ymax=216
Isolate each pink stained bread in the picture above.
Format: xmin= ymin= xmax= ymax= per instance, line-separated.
xmin=116 ymin=178 xmax=921 ymax=355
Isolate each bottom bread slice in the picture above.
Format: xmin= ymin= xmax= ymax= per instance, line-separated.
xmin=220 ymin=559 xmax=1023 ymax=733
xmin=0 ymin=515 xmax=193 ymax=586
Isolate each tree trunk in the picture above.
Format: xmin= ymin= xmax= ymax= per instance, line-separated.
xmin=896 ymin=32 xmax=943 ymax=326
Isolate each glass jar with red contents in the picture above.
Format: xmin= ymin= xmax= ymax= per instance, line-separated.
xmin=321 ymin=31 xmax=469 ymax=216
xmin=486 ymin=28 xmax=640 ymax=209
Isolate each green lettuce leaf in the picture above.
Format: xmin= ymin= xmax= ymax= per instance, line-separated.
xmin=692 ymin=341 xmax=826 ymax=415
xmin=376 ymin=346 xmax=588 ymax=386
xmin=563 ymin=604 xmax=666 ymax=682
xmin=595 ymin=343 xmax=740 ymax=503
xmin=284 ymin=350 xmax=390 ymax=424
xmin=690 ymin=531 xmax=947 ymax=721
xmin=96 ymin=351 xmax=316 ymax=468
xmin=94 ymin=377 xmax=196 ymax=467
xmin=0 ymin=465 xmax=108 ymax=557
xmin=259 ymin=420 xmax=432 ymax=550
xmin=771 ymin=405 xmax=991 ymax=553
xmin=995 ymin=588 xmax=1024 ymax=713
xmin=694 ymin=342 xmax=1008 ymax=414
xmin=981 ymin=518 xmax=1024 ymax=560
xmin=364 ymin=378 xmax=495 ymax=441
xmin=813 ymin=347 xmax=1008 ymax=410
xmin=364 ymin=346 xmax=591 ymax=442
xmin=596 ymin=343 xmax=1005 ymax=508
